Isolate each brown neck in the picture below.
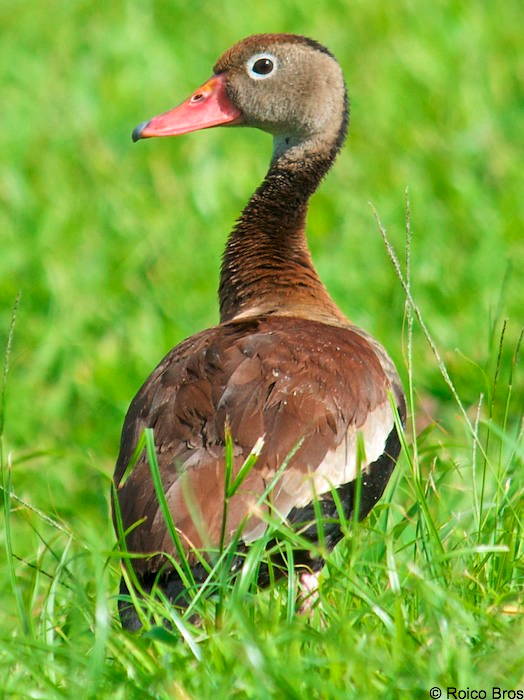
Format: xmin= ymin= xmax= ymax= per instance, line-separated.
xmin=219 ymin=106 xmax=349 ymax=324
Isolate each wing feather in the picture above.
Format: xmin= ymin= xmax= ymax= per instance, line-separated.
xmin=114 ymin=315 xmax=402 ymax=571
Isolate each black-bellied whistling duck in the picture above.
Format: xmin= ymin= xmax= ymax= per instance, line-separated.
xmin=115 ymin=33 xmax=405 ymax=629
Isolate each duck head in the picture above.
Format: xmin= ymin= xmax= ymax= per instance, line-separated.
xmin=132 ymin=33 xmax=348 ymax=157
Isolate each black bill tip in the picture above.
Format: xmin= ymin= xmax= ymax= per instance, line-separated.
xmin=132 ymin=120 xmax=150 ymax=142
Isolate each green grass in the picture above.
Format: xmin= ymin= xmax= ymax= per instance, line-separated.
xmin=1 ymin=0 xmax=523 ymax=697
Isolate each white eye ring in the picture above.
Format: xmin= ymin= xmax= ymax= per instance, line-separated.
xmin=246 ymin=53 xmax=278 ymax=80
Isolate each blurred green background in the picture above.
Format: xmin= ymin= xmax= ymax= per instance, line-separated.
xmin=1 ymin=0 xmax=522 ymax=630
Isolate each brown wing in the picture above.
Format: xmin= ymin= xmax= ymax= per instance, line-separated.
xmin=114 ymin=315 xmax=401 ymax=573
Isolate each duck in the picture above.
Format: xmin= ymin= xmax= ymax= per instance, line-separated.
xmin=114 ymin=33 xmax=405 ymax=630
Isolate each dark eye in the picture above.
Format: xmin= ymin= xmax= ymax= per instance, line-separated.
xmin=247 ymin=53 xmax=278 ymax=80
xmin=253 ymin=58 xmax=273 ymax=75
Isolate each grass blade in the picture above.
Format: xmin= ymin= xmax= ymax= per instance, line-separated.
xmin=144 ymin=428 xmax=195 ymax=590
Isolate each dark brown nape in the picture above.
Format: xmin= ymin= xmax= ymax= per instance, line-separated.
xmin=219 ymin=86 xmax=350 ymax=323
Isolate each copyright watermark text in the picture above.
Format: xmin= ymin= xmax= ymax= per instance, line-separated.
xmin=429 ymin=689 xmax=524 ymax=700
